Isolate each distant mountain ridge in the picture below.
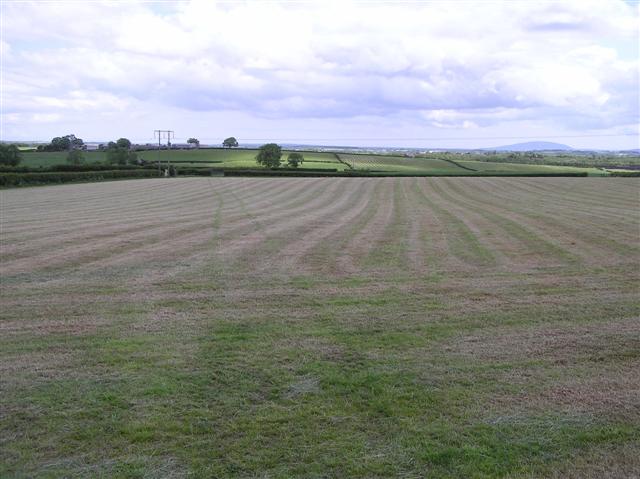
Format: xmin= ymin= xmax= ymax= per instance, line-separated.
xmin=489 ymin=141 xmax=573 ymax=151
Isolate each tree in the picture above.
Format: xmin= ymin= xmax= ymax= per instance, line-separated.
xmin=42 ymin=134 xmax=84 ymax=152
xmin=287 ymin=152 xmax=304 ymax=168
xmin=66 ymin=149 xmax=85 ymax=165
xmin=187 ymin=138 xmax=200 ymax=148
xmin=127 ymin=150 xmax=139 ymax=165
xmin=116 ymin=138 xmax=131 ymax=149
xmin=256 ymin=143 xmax=282 ymax=169
xmin=0 ymin=144 xmax=22 ymax=166
xmin=50 ymin=136 xmax=70 ymax=151
xmin=106 ymin=144 xmax=137 ymax=165
xmin=223 ymin=137 xmax=239 ymax=148
xmin=68 ymin=134 xmax=84 ymax=149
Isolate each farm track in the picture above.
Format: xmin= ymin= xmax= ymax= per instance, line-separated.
xmin=1 ymin=177 xmax=639 ymax=478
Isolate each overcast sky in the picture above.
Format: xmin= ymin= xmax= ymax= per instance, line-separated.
xmin=1 ymin=0 xmax=639 ymax=149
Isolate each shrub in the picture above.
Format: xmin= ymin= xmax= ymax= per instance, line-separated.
xmin=66 ymin=149 xmax=85 ymax=165
xmin=256 ymin=143 xmax=282 ymax=168
xmin=287 ymin=152 xmax=304 ymax=168
xmin=106 ymin=147 xmax=138 ymax=165
xmin=0 ymin=169 xmax=159 ymax=187
xmin=0 ymin=144 xmax=22 ymax=166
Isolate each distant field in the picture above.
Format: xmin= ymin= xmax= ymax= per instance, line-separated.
xmin=339 ymin=153 xmax=606 ymax=176
xmin=1 ymin=177 xmax=638 ymax=477
xmin=454 ymin=159 xmax=604 ymax=175
xmin=339 ymin=153 xmax=465 ymax=174
xmin=18 ymin=149 xmax=609 ymax=175
xmin=19 ymin=149 xmax=350 ymax=171
xmin=459 ymin=152 xmax=640 ymax=169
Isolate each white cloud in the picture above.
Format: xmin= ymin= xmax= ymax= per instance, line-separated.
xmin=1 ymin=0 xmax=638 ymax=147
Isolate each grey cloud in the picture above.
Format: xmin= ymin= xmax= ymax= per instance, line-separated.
xmin=2 ymin=0 xmax=638 ymax=141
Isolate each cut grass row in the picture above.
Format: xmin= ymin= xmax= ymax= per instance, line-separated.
xmin=1 ymin=177 xmax=638 ymax=477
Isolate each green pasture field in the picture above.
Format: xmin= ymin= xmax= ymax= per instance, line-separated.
xmin=19 ymin=149 xmax=607 ymax=175
xmin=1 ymin=177 xmax=639 ymax=478
xmin=20 ymin=151 xmax=102 ymax=167
xmin=339 ymin=154 xmax=464 ymax=174
xmin=339 ymin=154 xmax=607 ymax=176
xmin=19 ymin=149 xmax=350 ymax=171
xmin=450 ymin=152 xmax=640 ymax=169
xmin=454 ymin=159 xmax=606 ymax=175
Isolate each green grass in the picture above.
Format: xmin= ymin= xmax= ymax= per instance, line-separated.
xmin=340 ymin=153 xmax=468 ymax=174
xmin=3 ymin=281 xmax=638 ymax=477
xmin=19 ymin=149 xmax=607 ymax=175
xmin=338 ymin=153 xmax=602 ymax=175
xmin=19 ymin=149 xmax=350 ymax=171
xmin=2 ymin=177 xmax=638 ymax=477
xmin=455 ymin=159 xmax=606 ymax=176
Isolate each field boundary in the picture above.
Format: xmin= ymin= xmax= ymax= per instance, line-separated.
xmin=441 ymin=158 xmax=477 ymax=171
xmin=0 ymin=169 xmax=160 ymax=187
xmin=0 ymin=169 xmax=594 ymax=187
xmin=334 ymin=153 xmax=354 ymax=170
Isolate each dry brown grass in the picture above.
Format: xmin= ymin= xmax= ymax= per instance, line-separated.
xmin=1 ymin=177 xmax=638 ymax=477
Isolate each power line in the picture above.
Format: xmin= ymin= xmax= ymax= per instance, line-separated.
xmin=225 ymin=133 xmax=639 ymax=142
xmin=127 ymin=132 xmax=637 ymax=143
xmin=154 ymin=129 xmax=174 ymax=176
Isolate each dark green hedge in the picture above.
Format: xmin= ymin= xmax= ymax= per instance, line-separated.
xmin=176 ymin=168 xmax=225 ymax=176
xmin=169 ymin=160 xmax=223 ymax=164
xmin=189 ymin=169 xmax=589 ymax=178
xmin=175 ymin=167 xmax=338 ymax=177
xmin=222 ymin=168 xmax=339 ymax=177
xmin=48 ymin=164 xmax=150 ymax=172
xmin=0 ymin=164 xmax=157 ymax=173
xmin=609 ymin=171 xmax=640 ymax=177
xmin=0 ymin=169 xmax=160 ymax=187
xmin=1 ymin=168 xmax=594 ymax=186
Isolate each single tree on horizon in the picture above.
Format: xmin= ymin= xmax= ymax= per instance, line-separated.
xmin=223 ymin=137 xmax=239 ymax=148
xmin=287 ymin=152 xmax=304 ymax=168
xmin=116 ymin=138 xmax=132 ymax=149
xmin=106 ymin=141 xmax=137 ymax=165
xmin=256 ymin=143 xmax=282 ymax=169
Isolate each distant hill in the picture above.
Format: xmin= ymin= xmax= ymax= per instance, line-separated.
xmin=489 ymin=141 xmax=573 ymax=152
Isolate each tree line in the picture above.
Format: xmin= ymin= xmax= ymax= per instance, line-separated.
xmin=256 ymin=144 xmax=304 ymax=168
xmin=1 ymin=135 xmax=307 ymax=170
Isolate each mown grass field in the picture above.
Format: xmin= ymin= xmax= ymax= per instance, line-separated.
xmin=19 ymin=149 xmax=608 ymax=175
xmin=1 ymin=177 xmax=639 ymax=477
